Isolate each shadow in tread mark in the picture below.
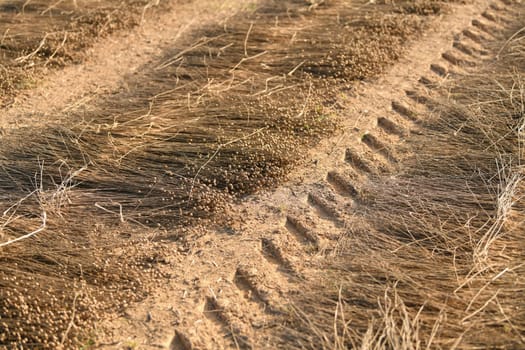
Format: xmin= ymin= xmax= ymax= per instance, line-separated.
xmin=326 ymin=171 xmax=358 ymax=198
xmin=482 ymin=10 xmax=513 ymax=25
xmin=453 ymin=41 xmax=489 ymax=57
xmin=482 ymin=10 xmax=498 ymax=22
xmin=472 ymin=19 xmax=498 ymax=36
xmin=204 ymin=297 xmax=227 ymax=328
xmin=453 ymin=41 xmax=474 ymax=56
xmin=442 ymin=51 xmax=477 ymax=67
xmin=430 ymin=63 xmax=448 ymax=77
xmin=261 ymin=237 xmax=298 ymax=275
xmin=345 ymin=148 xmax=373 ymax=174
xmin=361 ymin=133 xmax=397 ymax=163
xmin=391 ymin=101 xmax=419 ymax=121
xmin=463 ymin=28 xmax=486 ymax=44
xmin=405 ymin=90 xmax=435 ymax=110
xmin=170 ymin=330 xmax=193 ymax=350
xmin=489 ymin=3 xmax=506 ymax=12
xmin=377 ymin=117 xmax=406 ymax=137
xmin=307 ymin=193 xmax=344 ymax=225
xmin=234 ymin=267 xmax=271 ymax=311
xmin=285 ymin=215 xmax=321 ymax=246
xmin=418 ymin=76 xmax=437 ymax=88
xmin=204 ymin=297 xmax=253 ymax=350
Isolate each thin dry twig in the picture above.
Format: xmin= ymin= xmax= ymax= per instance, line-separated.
xmin=0 ymin=211 xmax=47 ymax=248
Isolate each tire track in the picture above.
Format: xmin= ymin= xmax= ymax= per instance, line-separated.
xmin=326 ymin=171 xmax=359 ymax=198
xmin=203 ymin=296 xmax=253 ymax=350
xmin=344 ymin=147 xmax=378 ymax=174
xmin=376 ymin=116 xmax=408 ymax=137
xmin=228 ymin=3 xmax=525 ymax=348
xmin=361 ymin=132 xmax=398 ymax=163
xmin=285 ymin=214 xmax=323 ymax=248
xmin=306 ymin=192 xmax=346 ymax=226
xmin=234 ymin=265 xmax=283 ymax=314
xmin=97 ymin=1 xmax=524 ymax=348
xmin=260 ymin=236 xmax=300 ymax=275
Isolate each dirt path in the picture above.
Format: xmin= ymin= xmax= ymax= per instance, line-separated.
xmin=0 ymin=0 xmax=252 ymax=130
xmin=88 ymin=0 xmax=522 ymax=348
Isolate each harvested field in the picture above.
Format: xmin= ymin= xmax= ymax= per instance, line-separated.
xmin=0 ymin=0 xmax=164 ymax=105
xmin=0 ymin=0 xmax=523 ymax=349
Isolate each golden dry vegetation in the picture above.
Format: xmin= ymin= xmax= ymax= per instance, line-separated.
xmin=0 ymin=0 xmax=523 ymax=348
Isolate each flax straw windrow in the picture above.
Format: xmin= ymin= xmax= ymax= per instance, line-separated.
xmin=0 ymin=0 xmax=162 ymax=104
